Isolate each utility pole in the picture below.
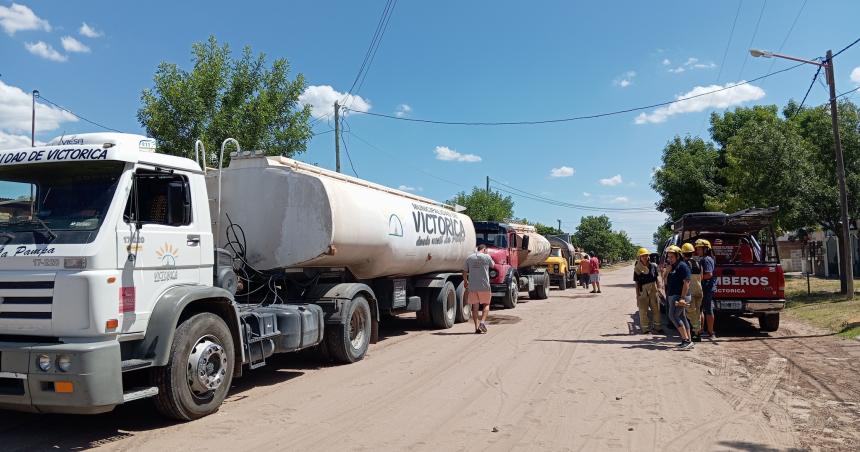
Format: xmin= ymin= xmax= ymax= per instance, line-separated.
xmin=557 ymin=219 xmax=562 ymax=232
xmin=334 ymin=101 xmax=341 ymax=173
xmin=31 ymin=90 xmax=39 ymax=147
xmin=824 ymin=50 xmax=854 ymax=298
xmin=486 ymin=176 xmax=490 ymax=193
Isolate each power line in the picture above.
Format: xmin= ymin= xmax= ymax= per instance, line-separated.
xmin=767 ymin=0 xmax=807 ymax=73
xmin=339 ymin=121 xmax=359 ymax=177
xmin=356 ymin=0 xmax=398 ymax=95
xmin=793 ymin=65 xmax=822 ymax=118
xmin=489 ymin=178 xmax=656 ymax=212
xmin=833 ymin=35 xmax=860 ymax=58
xmin=37 ymin=94 xmax=121 ymax=133
xmin=343 ymin=62 xmax=805 ymax=126
xmin=715 ymin=0 xmax=743 ymax=84
xmin=737 ymin=0 xmax=768 ymax=80
xmin=345 ymin=0 xmax=397 ymax=100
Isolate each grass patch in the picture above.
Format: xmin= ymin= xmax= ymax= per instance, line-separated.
xmin=784 ymin=274 xmax=860 ymax=339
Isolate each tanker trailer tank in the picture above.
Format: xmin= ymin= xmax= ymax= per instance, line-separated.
xmin=508 ymin=223 xmax=552 ymax=268
xmin=207 ymin=152 xmax=478 ymax=334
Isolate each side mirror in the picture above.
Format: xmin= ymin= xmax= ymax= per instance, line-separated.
xmin=521 ymin=235 xmax=530 ymax=250
xmin=166 ymin=181 xmax=191 ymax=226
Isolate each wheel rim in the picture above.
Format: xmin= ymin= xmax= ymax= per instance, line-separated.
xmin=445 ymin=290 xmax=456 ymax=323
xmin=510 ymin=281 xmax=518 ymax=305
xmin=349 ymin=305 xmax=368 ymax=350
xmin=187 ymin=335 xmax=228 ymax=396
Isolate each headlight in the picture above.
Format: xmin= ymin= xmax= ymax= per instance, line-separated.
xmin=553 ymin=264 xmax=560 ymax=272
xmin=489 ymin=269 xmax=499 ymax=278
xmin=37 ymin=354 xmax=52 ymax=371
xmin=57 ymin=355 xmax=72 ymax=372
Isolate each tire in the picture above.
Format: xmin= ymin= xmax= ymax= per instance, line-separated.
xmin=327 ymin=295 xmax=372 ymax=364
xmin=454 ymin=282 xmax=471 ymax=323
xmin=431 ymin=282 xmax=457 ymax=329
xmin=152 ymin=312 xmax=235 ymax=421
xmin=559 ymin=274 xmax=568 ymax=291
xmin=759 ymin=313 xmax=780 ymax=332
xmin=536 ymin=277 xmax=549 ymax=299
xmin=501 ymin=278 xmax=518 ymax=309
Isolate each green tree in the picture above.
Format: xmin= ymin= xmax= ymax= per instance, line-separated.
xmin=652 ymin=223 xmax=672 ymax=253
xmin=572 ymin=215 xmax=636 ymax=262
xmin=651 ymin=136 xmax=721 ymax=220
xmin=448 ymin=188 xmax=514 ymax=222
xmin=138 ymin=35 xmax=312 ymax=161
xmin=533 ymin=223 xmax=563 ymax=236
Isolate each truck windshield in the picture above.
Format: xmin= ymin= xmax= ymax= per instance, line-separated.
xmin=475 ymin=231 xmax=507 ymax=248
xmin=550 ymin=248 xmax=563 ymax=257
xmin=0 ymin=161 xmax=125 ymax=245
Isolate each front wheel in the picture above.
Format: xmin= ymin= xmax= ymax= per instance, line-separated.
xmin=327 ymin=295 xmax=372 ymax=363
xmin=559 ymin=274 xmax=568 ymax=290
xmin=501 ymin=278 xmax=518 ymax=309
xmin=536 ymin=274 xmax=549 ymax=299
xmin=153 ymin=313 xmax=235 ymax=421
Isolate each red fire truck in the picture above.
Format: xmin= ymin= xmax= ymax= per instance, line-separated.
xmin=662 ymin=208 xmax=785 ymax=332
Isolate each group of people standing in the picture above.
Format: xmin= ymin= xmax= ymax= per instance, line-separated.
xmin=633 ymin=239 xmax=718 ymax=350
xmin=577 ymin=252 xmax=601 ymax=293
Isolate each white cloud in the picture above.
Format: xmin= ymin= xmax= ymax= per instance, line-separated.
xmin=611 ymin=196 xmax=630 ymax=204
xmin=0 ymin=3 xmax=50 ymax=35
xmin=434 ymin=146 xmax=481 ymax=162
xmin=549 ymin=166 xmax=575 ymax=178
xmin=25 ymin=41 xmax=67 ymax=62
xmin=635 ymin=81 xmax=765 ymax=124
xmin=0 ymin=80 xmax=77 ymax=132
xmin=298 ymin=85 xmax=371 ymax=119
xmin=394 ymin=104 xmax=411 ymax=117
xmin=79 ymin=22 xmax=103 ymax=38
xmin=582 ymin=192 xmax=591 ymax=197
xmin=398 ymin=184 xmax=422 ymax=192
xmin=0 ymin=130 xmax=35 ymax=150
xmin=668 ymin=56 xmax=717 ymax=74
xmin=614 ymin=71 xmax=636 ymax=88
xmin=61 ymin=36 xmax=90 ymax=53
xmin=600 ymin=174 xmax=623 ymax=186
xmin=851 ymin=67 xmax=860 ymax=85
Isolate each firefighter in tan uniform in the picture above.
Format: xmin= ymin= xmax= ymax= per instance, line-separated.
xmin=633 ymin=247 xmax=661 ymax=334
xmin=682 ymin=242 xmax=703 ymax=341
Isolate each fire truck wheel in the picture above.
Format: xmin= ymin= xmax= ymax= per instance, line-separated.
xmin=759 ymin=313 xmax=780 ymax=332
xmin=153 ymin=312 xmax=235 ymax=421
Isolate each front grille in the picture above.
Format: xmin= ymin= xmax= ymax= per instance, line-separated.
xmin=0 ymin=281 xmax=54 ymax=289
xmin=0 ymin=377 xmax=26 ymax=395
xmin=0 ymin=312 xmax=52 ymax=319
xmin=0 ymin=279 xmax=54 ymax=321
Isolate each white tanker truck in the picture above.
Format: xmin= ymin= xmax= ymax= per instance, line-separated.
xmin=0 ymin=133 xmax=475 ymax=420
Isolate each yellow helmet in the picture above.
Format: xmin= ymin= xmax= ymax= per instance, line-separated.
xmin=695 ymin=238 xmax=712 ymax=249
xmin=681 ymin=243 xmax=695 ymax=254
xmin=638 ymin=247 xmax=650 ymax=257
xmin=666 ymin=245 xmax=682 ymax=254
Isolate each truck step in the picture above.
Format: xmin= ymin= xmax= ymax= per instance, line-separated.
xmin=121 ymin=359 xmax=153 ymax=372
xmin=122 ymin=386 xmax=159 ymax=403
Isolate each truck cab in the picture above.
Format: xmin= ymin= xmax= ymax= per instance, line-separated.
xmin=544 ymin=235 xmax=577 ymax=290
xmin=662 ymin=208 xmax=785 ymax=332
xmin=473 ymin=221 xmax=550 ymax=308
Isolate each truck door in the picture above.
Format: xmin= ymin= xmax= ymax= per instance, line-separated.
xmin=116 ymin=167 xmax=202 ymax=332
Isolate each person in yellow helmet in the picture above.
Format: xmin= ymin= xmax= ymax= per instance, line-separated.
xmin=696 ymin=239 xmax=718 ymax=340
xmin=665 ymin=244 xmax=694 ymax=350
xmin=633 ymin=247 xmax=661 ymax=334
xmin=681 ymin=242 xmax=703 ymax=342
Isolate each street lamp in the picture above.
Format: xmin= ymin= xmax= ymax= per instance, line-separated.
xmin=31 ymin=90 xmax=39 ymax=147
xmin=751 ymin=48 xmax=854 ymax=298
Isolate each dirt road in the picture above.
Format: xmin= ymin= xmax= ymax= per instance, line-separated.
xmin=2 ymin=265 xmax=858 ymax=451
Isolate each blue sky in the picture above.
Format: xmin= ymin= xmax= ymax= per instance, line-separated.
xmin=3 ymin=0 xmax=860 ymax=246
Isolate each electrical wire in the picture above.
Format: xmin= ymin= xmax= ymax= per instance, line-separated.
xmin=489 ymin=178 xmax=656 ymax=212
xmin=737 ymin=0 xmax=768 ymax=80
xmin=37 ymin=94 xmax=121 ymax=133
xmin=792 ymin=65 xmax=823 ymax=118
xmin=356 ymin=0 xmax=398 ymax=95
xmin=715 ymin=0 xmax=744 ymax=84
xmin=340 ymin=120 xmax=359 ymax=176
xmin=342 ymin=62 xmax=805 ymax=126
xmin=833 ymin=35 xmax=860 ymax=58
xmin=767 ymin=0 xmax=807 ymax=73
xmin=345 ymin=0 xmax=397 ymax=99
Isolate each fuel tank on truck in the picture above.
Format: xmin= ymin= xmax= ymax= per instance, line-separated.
xmin=206 ymin=153 xmax=476 ymax=279
xmin=508 ymin=223 xmax=552 ymax=268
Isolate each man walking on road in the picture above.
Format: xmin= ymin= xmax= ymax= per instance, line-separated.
xmin=589 ymin=253 xmax=601 ymax=293
xmin=463 ymin=244 xmax=494 ymax=334
xmin=579 ymin=254 xmax=591 ymax=290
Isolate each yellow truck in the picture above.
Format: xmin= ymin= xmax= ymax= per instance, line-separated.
xmin=544 ymin=236 xmax=578 ymax=290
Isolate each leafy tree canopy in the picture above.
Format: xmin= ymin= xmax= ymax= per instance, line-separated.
xmin=448 ymin=188 xmax=514 ymax=222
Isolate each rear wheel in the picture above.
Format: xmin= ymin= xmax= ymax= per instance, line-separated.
xmin=501 ymin=278 xmax=518 ymax=309
xmin=559 ymin=274 xmax=568 ymax=290
xmin=431 ymin=282 xmax=457 ymax=329
xmin=415 ymin=289 xmax=432 ymax=327
xmin=327 ymin=295 xmax=372 ymax=363
xmin=153 ymin=313 xmax=235 ymax=421
xmin=454 ymin=282 xmax=471 ymax=323
xmin=535 ymin=275 xmax=549 ymax=299
xmin=759 ymin=313 xmax=780 ymax=332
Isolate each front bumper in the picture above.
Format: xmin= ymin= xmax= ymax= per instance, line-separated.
xmin=0 ymin=340 xmax=123 ymax=414
xmin=490 ymin=283 xmax=507 ymax=297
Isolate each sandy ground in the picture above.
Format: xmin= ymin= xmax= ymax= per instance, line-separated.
xmin=2 ymin=264 xmax=858 ymax=451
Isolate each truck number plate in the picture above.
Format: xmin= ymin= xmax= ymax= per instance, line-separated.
xmin=721 ymin=300 xmax=742 ymax=310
